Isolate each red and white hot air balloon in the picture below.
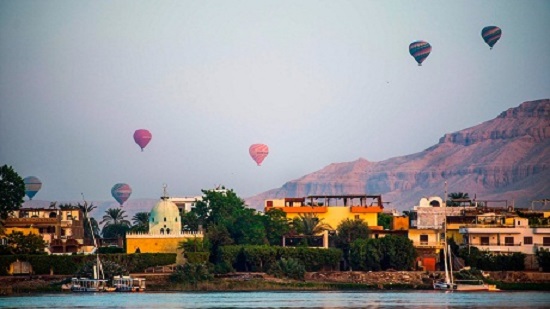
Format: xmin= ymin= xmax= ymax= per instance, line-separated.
xmin=133 ymin=129 xmax=152 ymax=151
xmin=249 ymin=143 xmax=269 ymax=166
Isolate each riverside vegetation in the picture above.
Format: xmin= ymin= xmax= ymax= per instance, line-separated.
xmin=1 ymin=166 xmax=550 ymax=293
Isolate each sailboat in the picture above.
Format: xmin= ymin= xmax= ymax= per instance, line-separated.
xmin=433 ymin=189 xmax=489 ymax=292
xmin=70 ymin=196 xmax=111 ymax=292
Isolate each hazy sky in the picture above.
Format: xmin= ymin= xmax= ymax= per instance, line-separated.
xmin=1 ymin=1 xmax=549 ymax=203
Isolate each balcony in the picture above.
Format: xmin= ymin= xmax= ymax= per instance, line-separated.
xmin=350 ymin=206 xmax=383 ymax=213
xmin=414 ymin=241 xmax=445 ymax=249
xmin=277 ymin=206 xmax=328 ymax=214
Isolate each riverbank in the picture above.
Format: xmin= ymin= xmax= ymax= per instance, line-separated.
xmin=2 ymin=271 xmax=550 ymax=295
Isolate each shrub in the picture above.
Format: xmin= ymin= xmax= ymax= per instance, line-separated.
xmin=267 ymin=257 xmax=305 ymax=280
xmin=536 ymin=248 xmax=550 ymax=272
xmin=76 ymin=259 xmax=128 ymax=280
xmin=170 ymin=263 xmax=213 ymax=286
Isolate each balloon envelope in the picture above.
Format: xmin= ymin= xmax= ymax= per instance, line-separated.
xmin=481 ymin=26 xmax=501 ymax=49
xmin=409 ymin=40 xmax=432 ymax=66
xmin=111 ymin=183 xmax=132 ymax=206
xmin=133 ymin=129 xmax=152 ymax=151
xmin=23 ymin=176 xmax=42 ymax=200
xmin=249 ymin=143 xmax=269 ymax=166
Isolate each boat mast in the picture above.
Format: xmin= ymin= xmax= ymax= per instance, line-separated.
xmin=443 ymin=182 xmax=450 ymax=285
xmin=82 ymin=193 xmax=104 ymax=280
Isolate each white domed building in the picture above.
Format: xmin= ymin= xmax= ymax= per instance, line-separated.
xmin=149 ymin=196 xmax=181 ymax=235
xmin=126 ymin=186 xmax=202 ymax=255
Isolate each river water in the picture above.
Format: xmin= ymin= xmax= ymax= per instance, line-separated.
xmin=1 ymin=291 xmax=549 ymax=308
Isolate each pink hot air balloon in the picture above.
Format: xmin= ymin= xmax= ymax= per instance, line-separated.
xmin=249 ymin=143 xmax=269 ymax=166
xmin=133 ymin=129 xmax=152 ymax=151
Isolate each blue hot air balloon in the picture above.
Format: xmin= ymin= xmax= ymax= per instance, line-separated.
xmin=111 ymin=183 xmax=132 ymax=207
xmin=409 ymin=40 xmax=432 ymax=66
xmin=23 ymin=176 xmax=42 ymax=200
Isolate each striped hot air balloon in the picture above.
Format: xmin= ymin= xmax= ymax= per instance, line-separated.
xmin=409 ymin=40 xmax=432 ymax=66
xmin=133 ymin=129 xmax=152 ymax=151
xmin=249 ymin=143 xmax=269 ymax=166
xmin=111 ymin=183 xmax=132 ymax=206
xmin=23 ymin=176 xmax=42 ymax=200
xmin=481 ymin=26 xmax=502 ymax=49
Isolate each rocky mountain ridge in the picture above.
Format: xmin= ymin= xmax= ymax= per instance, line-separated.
xmin=245 ymin=99 xmax=550 ymax=211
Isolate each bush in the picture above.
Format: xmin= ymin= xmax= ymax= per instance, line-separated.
xmin=98 ymin=247 xmax=124 ymax=254
xmin=536 ymin=248 xmax=550 ymax=272
xmin=76 ymin=259 xmax=128 ymax=280
xmin=218 ymin=245 xmax=342 ymax=272
xmin=170 ymin=263 xmax=213 ymax=286
xmin=267 ymin=257 xmax=305 ymax=280
xmin=0 ymin=253 xmax=176 ymax=275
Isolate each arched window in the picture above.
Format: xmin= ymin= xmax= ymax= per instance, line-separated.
xmin=164 ymin=217 xmax=166 ymax=222
xmin=160 ymin=228 xmax=164 ymax=234
xmin=166 ymin=228 xmax=171 ymax=234
xmin=49 ymin=212 xmax=57 ymax=218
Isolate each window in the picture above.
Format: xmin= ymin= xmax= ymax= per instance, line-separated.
xmin=504 ymin=237 xmax=514 ymax=246
xmin=480 ymin=237 xmax=490 ymax=245
xmin=543 ymin=237 xmax=550 ymax=246
xmin=164 ymin=217 xmax=166 ymax=222
xmin=355 ymin=215 xmax=360 ymax=220
xmin=420 ymin=235 xmax=428 ymax=245
xmin=524 ymin=237 xmax=533 ymax=245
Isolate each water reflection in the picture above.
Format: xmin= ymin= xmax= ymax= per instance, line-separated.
xmin=1 ymin=291 xmax=550 ymax=308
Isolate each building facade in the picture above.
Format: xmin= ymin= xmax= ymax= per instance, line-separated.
xmin=3 ymin=207 xmax=85 ymax=254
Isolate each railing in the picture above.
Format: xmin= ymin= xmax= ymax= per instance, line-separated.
xmin=473 ymin=242 xmax=522 ymax=246
xmin=415 ymin=241 xmax=445 ymax=248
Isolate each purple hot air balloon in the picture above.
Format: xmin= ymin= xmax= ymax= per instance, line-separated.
xmin=133 ymin=129 xmax=152 ymax=151
xmin=23 ymin=176 xmax=42 ymax=200
xmin=409 ymin=40 xmax=432 ymax=66
xmin=249 ymin=143 xmax=269 ymax=166
xmin=111 ymin=183 xmax=132 ymax=207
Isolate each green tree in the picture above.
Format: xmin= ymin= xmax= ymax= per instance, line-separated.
xmin=334 ymin=218 xmax=370 ymax=270
xmin=1 ymin=231 xmax=47 ymax=255
xmin=130 ymin=212 xmax=150 ymax=233
xmin=292 ymin=213 xmax=332 ymax=236
xmin=350 ymin=238 xmax=382 ymax=271
xmin=100 ymin=208 xmax=131 ymax=227
xmin=101 ymin=223 xmax=130 ymax=239
xmin=536 ymin=248 xmax=550 ymax=272
xmin=181 ymin=211 xmax=200 ymax=232
xmin=0 ymin=165 xmax=25 ymax=220
xmin=447 ymin=192 xmax=470 ymax=206
xmin=377 ymin=213 xmax=392 ymax=230
xmin=379 ymin=235 xmax=417 ymax=270
xmin=186 ymin=188 xmax=267 ymax=245
xmin=262 ymin=208 xmax=290 ymax=246
xmin=79 ymin=202 xmax=100 ymax=242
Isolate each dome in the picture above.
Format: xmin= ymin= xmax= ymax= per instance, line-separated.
xmin=149 ymin=197 xmax=181 ymax=235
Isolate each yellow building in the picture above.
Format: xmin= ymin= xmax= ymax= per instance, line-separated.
xmin=264 ymin=194 xmax=384 ymax=230
xmin=3 ymin=207 xmax=85 ymax=254
xmin=126 ymin=192 xmax=202 ymax=256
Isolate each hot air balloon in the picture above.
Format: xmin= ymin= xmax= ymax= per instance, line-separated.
xmin=111 ymin=183 xmax=132 ymax=207
xmin=23 ymin=176 xmax=42 ymax=200
xmin=133 ymin=129 xmax=152 ymax=151
xmin=481 ymin=26 xmax=501 ymax=49
xmin=249 ymin=143 xmax=269 ymax=166
xmin=409 ymin=40 xmax=432 ymax=66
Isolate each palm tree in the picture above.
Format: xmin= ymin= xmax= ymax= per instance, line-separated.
xmin=100 ymin=208 xmax=131 ymax=227
xmin=131 ymin=212 xmax=150 ymax=232
xmin=78 ymin=202 xmax=100 ymax=242
xmin=447 ymin=192 xmax=470 ymax=207
xmin=292 ymin=213 xmax=332 ymax=246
